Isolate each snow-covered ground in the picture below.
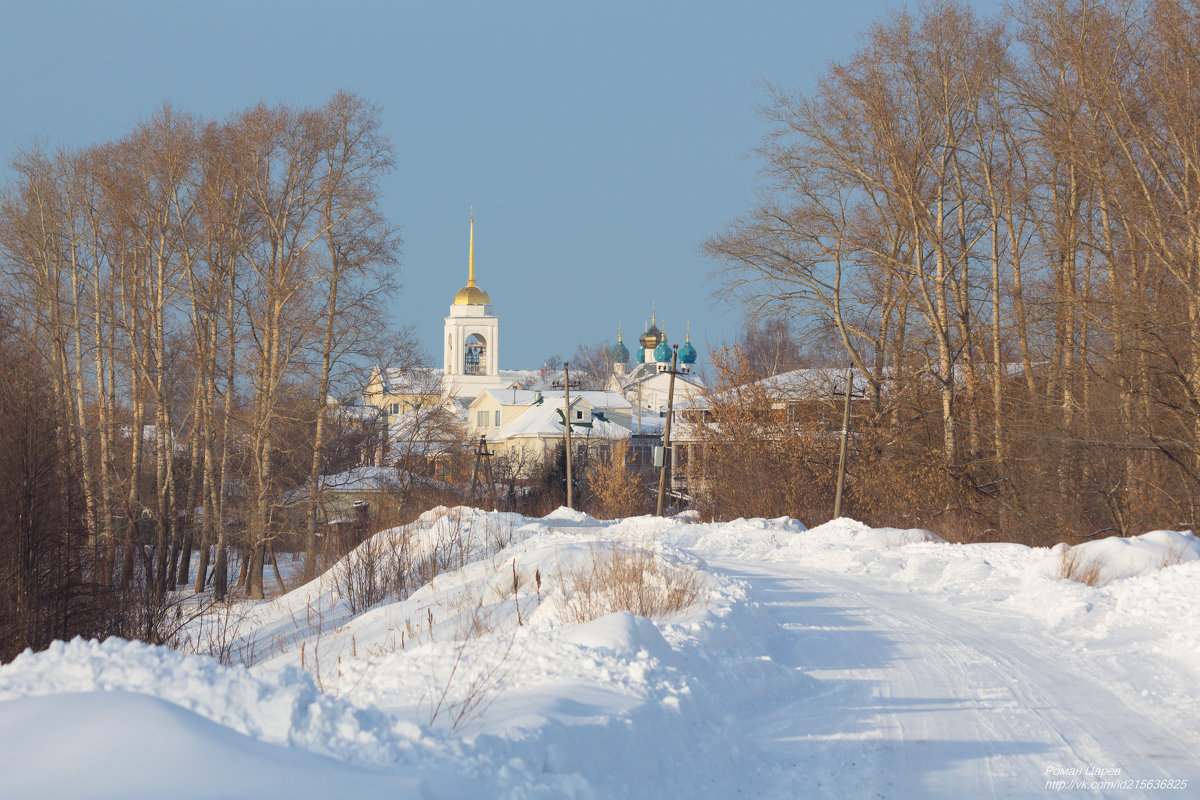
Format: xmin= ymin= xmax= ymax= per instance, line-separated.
xmin=2 ymin=509 xmax=1199 ymax=799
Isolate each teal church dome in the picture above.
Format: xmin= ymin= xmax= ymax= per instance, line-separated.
xmin=612 ymin=340 xmax=630 ymax=363
xmin=653 ymin=341 xmax=671 ymax=363
xmin=636 ymin=347 xmax=645 ymax=363
xmin=679 ymin=340 xmax=697 ymax=364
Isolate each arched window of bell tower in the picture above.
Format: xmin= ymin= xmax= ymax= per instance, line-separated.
xmin=464 ymin=333 xmax=487 ymax=375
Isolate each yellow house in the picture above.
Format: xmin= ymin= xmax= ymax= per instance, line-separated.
xmin=362 ymin=366 xmax=446 ymax=418
xmin=466 ymin=388 xmax=543 ymax=441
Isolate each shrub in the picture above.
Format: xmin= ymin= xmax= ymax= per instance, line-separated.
xmin=556 ymin=544 xmax=705 ymax=623
xmin=0 ymin=329 xmax=100 ymax=661
xmin=588 ymin=441 xmax=648 ymax=519
xmin=686 ymin=346 xmax=838 ymax=524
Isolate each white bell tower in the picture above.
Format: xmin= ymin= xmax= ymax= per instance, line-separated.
xmin=443 ymin=212 xmax=501 ymax=400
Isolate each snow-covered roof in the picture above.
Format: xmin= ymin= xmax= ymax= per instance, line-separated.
xmin=335 ymin=403 xmax=382 ymax=422
xmin=617 ymin=362 xmax=706 ymax=392
xmin=375 ymin=366 xmax=444 ymax=395
xmin=497 ymin=402 xmax=631 ymax=441
xmin=754 ymin=367 xmax=867 ymax=397
xmin=375 ymin=365 xmax=574 ymax=398
xmin=586 ymin=416 xmax=634 ymax=439
xmin=678 ymin=366 xmax=867 ymax=411
xmin=494 ymin=369 xmax=561 ymax=391
xmin=475 ymin=388 xmax=544 ymax=407
xmin=570 ymin=391 xmax=632 ymax=410
xmin=678 ymin=363 xmax=1044 ymax=412
xmin=317 ymin=466 xmax=404 ymax=493
xmin=629 ymin=415 xmax=666 ymax=434
xmin=283 ymin=466 xmax=404 ymax=503
xmin=284 ymin=465 xmax=457 ymax=505
xmin=497 ymin=404 xmax=573 ymax=439
xmin=473 ymin=388 xmax=631 ymax=412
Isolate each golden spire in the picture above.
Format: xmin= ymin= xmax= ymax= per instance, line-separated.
xmin=651 ymin=301 xmax=656 ymax=326
xmin=452 ymin=207 xmax=492 ymax=305
xmin=618 ymin=321 xmax=623 ymax=342
xmin=467 ymin=207 xmax=476 ymax=287
xmin=686 ymin=320 xmax=691 ymax=342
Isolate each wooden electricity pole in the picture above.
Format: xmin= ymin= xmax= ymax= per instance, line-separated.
xmin=564 ymin=362 xmax=573 ymax=509
xmin=656 ymin=346 xmax=679 ymax=517
xmin=470 ymin=436 xmax=497 ymax=510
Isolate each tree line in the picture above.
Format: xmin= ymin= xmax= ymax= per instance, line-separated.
xmin=705 ymin=0 xmax=1200 ymax=541
xmin=0 ymin=90 xmax=405 ymax=660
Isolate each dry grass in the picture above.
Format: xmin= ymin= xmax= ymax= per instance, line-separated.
xmin=425 ymin=627 xmax=519 ymax=732
xmin=1057 ymin=546 xmax=1107 ymax=586
xmin=1160 ymin=542 xmax=1187 ymax=569
xmin=557 ymin=544 xmax=706 ymax=623
xmin=328 ymin=510 xmax=524 ymax=615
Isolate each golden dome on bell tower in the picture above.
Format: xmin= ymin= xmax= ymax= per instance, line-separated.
xmin=452 ymin=211 xmax=492 ymax=306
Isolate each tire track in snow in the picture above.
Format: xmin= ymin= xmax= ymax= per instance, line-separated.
xmin=711 ymin=563 xmax=1200 ymax=799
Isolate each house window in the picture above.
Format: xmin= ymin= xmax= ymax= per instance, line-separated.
xmin=389 ymin=403 xmax=399 ymax=415
xmin=494 ymin=409 xmax=501 ymax=427
xmin=477 ymin=410 xmax=488 ymax=427
xmin=575 ymin=410 xmax=584 ymax=420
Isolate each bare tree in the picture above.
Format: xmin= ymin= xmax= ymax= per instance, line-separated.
xmin=302 ymin=92 xmax=401 ymax=581
xmin=708 ymin=0 xmax=1200 ymax=540
xmin=566 ymin=341 xmax=614 ymax=389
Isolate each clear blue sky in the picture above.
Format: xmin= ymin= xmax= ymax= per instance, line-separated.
xmin=1 ymin=0 xmax=999 ymax=372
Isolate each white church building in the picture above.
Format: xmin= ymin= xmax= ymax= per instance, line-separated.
xmin=361 ymin=214 xmax=705 ymax=459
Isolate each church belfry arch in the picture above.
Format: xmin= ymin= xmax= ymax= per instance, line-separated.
xmin=464 ymin=333 xmax=488 ymax=375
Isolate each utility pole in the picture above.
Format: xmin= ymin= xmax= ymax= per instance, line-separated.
xmin=470 ymin=436 xmax=497 ymax=510
xmin=833 ymin=366 xmax=853 ymax=519
xmin=636 ymin=382 xmax=642 ymax=435
xmin=564 ymin=362 xmax=573 ymax=509
xmin=656 ymin=346 xmax=679 ymax=516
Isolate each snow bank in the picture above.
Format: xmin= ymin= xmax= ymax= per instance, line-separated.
xmin=555 ymin=611 xmax=672 ymax=659
xmin=0 ymin=691 xmax=414 ymax=800
xmin=0 ymin=637 xmax=438 ymax=767
xmin=800 ymin=517 xmax=945 ymax=548
xmin=1008 ymin=530 xmax=1200 ymax=662
xmin=1024 ymin=529 xmax=1200 ymax=587
xmin=542 ymin=505 xmax=596 ymax=523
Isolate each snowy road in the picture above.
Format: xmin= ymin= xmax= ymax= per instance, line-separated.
xmin=717 ymin=562 xmax=1200 ymax=799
